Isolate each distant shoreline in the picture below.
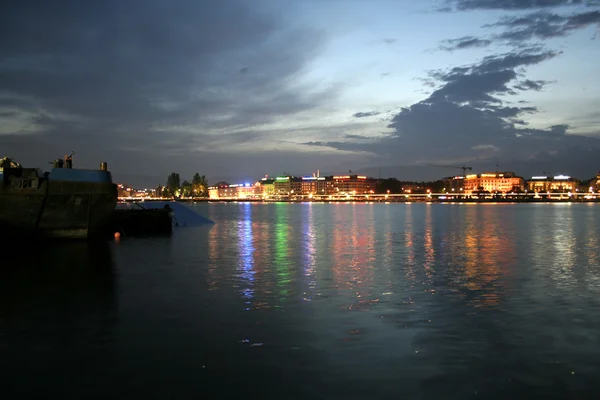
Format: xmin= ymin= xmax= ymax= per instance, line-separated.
xmin=120 ymin=198 xmax=600 ymax=204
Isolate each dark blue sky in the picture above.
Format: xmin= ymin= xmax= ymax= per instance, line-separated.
xmin=1 ymin=0 xmax=599 ymax=186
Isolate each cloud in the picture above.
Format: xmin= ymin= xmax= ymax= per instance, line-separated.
xmin=440 ymin=6 xmax=600 ymax=50
xmin=489 ymin=10 xmax=600 ymax=42
xmin=305 ymin=47 xmax=600 ymax=170
xmin=427 ymin=48 xmax=559 ymax=104
xmin=352 ymin=111 xmax=381 ymax=118
xmin=382 ymin=38 xmax=397 ymax=44
xmin=513 ymin=79 xmax=553 ymax=90
xmin=471 ymin=144 xmax=501 ymax=151
xmin=0 ymin=0 xmax=341 ymax=184
xmin=444 ymin=0 xmax=597 ymax=11
xmin=439 ymin=36 xmax=493 ymax=51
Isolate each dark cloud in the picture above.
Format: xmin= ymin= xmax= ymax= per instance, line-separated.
xmin=513 ymin=79 xmax=553 ymax=90
xmin=382 ymin=38 xmax=397 ymax=44
xmin=489 ymin=10 xmax=600 ymax=42
xmin=444 ymin=0 xmax=594 ymax=11
xmin=0 ymin=0 xmax=337 ymax=184
xmin=352 ymin=111 xmax=381 ymax=118
xmin=441 ymin=4 xmax=600 ymax=50
xmin=427 ymin=48 xmax=559 ymax=105
xmin=439 ymin=36 xmax=493 ymax=51
xmin=343 ymin=134 xmax=385 ymax=140
xmin=306 ymin=47 xmax=600 ymax=173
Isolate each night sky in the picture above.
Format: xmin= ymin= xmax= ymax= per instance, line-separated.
xmin=1 ymin=0 xmax=599 ymax=186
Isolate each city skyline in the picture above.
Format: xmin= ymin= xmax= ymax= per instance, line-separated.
xmin=118 ymin=167 xmax=597 ymax=196
xmin=1 ymin=0 xmax=600 ymax=186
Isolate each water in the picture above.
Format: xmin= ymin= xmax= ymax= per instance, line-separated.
xmin=2 ymin=202 xmax=600 ymax=399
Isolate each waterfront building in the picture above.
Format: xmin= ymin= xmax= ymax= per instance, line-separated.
xmin=463 ymin=172 xmax=524 ymax=194
xmin=259 ymin=178 xmax=275 ymax=197
xmin=273 ymin=176 xmax=302 ymax=196
xmin=208 ymin=183 xmax=259 ymax=199
xmin=441 ymin=176 xmax=465 ymax=193
xmin=117 ymin=184 xmax=132 ymax=198
xmin=300 ymin=176 xmax=332 ymax=196
xmin=527 ymin=175 xmax=580 ymax=193
xmin=331 ymin=175 xmax=377 ymax=195
xmin=587 ymin=172 xmax=600 ymax=193
xmin=117 ymin=184 xmax=158 ymax=199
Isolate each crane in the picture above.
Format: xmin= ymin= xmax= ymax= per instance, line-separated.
xmin=433 ymin=165 xmax=473 ymax=177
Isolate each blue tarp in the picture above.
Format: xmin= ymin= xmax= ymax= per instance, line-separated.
xmin=49 ymin=168 xmax=113 ymax=183
xmin=136 ymin=201 xmax=214 ymax=226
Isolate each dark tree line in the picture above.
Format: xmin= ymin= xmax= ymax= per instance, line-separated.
xmin=161 ymin=172 xmax=208 ymax=198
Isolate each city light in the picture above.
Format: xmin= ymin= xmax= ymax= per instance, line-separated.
xmin=117 ymin=168 xmax=599 ymax=202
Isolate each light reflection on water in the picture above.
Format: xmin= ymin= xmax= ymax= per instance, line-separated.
xmin=203 ymin=203 xmax=600 ymax=395
xmin=206 ymin=203 xmax=600 ymax=315
xmin=5 ymin=202 xmax=600 ymax=399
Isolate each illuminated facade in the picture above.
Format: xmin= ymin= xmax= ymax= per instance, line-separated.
xmin=463 ymin=172 xmax=524 ymax=194
xmin=259 ymin=178 xmax=275 ymax=197
xmin=208 ymin=183 xmax=260 ymax=199
xmin=331 ymin=175 xmax=376 ymax=195
xmin=207 ymin=173 xmax=375 ymax=198
xmin=590 ymin=172 xmax=600 ymax=193
xmin=117 ymin=184 xmax=157 ymax=198
xmin=273 ymin=176 xmax=302 ymax=195
xmin=300 ymin=176 xmax=332 ymax=195
xmin=441 ymin=176 xmax=465 ymax=193
xmin=527 ymin=175 xmax=580 ymax=193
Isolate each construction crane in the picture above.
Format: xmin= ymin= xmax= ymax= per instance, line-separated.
xmin=433 ymin=165 xmax=473 ymax=177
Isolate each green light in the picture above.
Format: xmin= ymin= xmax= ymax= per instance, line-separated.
xmin=274 ymin=203 xmax=290 ymax=299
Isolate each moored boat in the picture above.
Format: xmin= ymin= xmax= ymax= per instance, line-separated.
xmin=0 ymin=156 xmax=117 ymax=240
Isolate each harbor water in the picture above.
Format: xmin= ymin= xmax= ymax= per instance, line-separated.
xmin=2 ymin=202 xmax=600 ymax=399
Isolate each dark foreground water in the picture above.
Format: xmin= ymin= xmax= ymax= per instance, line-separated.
xmin=2 ymin=203 xmax=600 ymax=399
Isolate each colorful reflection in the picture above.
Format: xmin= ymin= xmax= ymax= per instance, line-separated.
xmin=330 ymin=204 xmax=378 ymax=310
xmin=207 ymin=218 xmax=229 ymax=291
xmin=302 ymin=204 xmax=317 ymax=299
xmin=447 ymin=206 xmax=516 ymax=309
xmin=207 ymin=203 xmax=522 ymax=314
xmin=237 ymin=204 xmax=255 ymax=300
xmin=423 ymin=204 xmax=435 ymax=282
xmin=273 ymin=203 xmax=291 ymax=300
xmin=404 ymin=204 xmax=416 ymax=282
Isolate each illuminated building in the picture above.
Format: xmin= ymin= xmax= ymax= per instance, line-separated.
xmin=300 ymin=176 xmax=331 ymax=195
xmin=117 ymin=184 xmax=158 ymax=199
xmin=273 ymin=176 xmax=302 ymax=196
xmin=527 ymin=175 xmax=580 ymax=193
xmin=463 ymin=171 xmax=524 ymax=194
xmin=331 ymin=175 xmax=376 ymax=195
xmin=441 ymin=176 xmax=465 ymax=192
xmin=117 ymin=183 xmax=132 ymax=198
xmin=259 ymin=178 xmax=275 ymax=197
xmin=401 ymin=183 xmax=426 ymax=194
xmin=208 ymin=186 xmax=219 ymax=199
xmin=208 ymin=183 xmax=260 ymax=199
xmin=590 ymin=172 xmax=600 ymax=193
